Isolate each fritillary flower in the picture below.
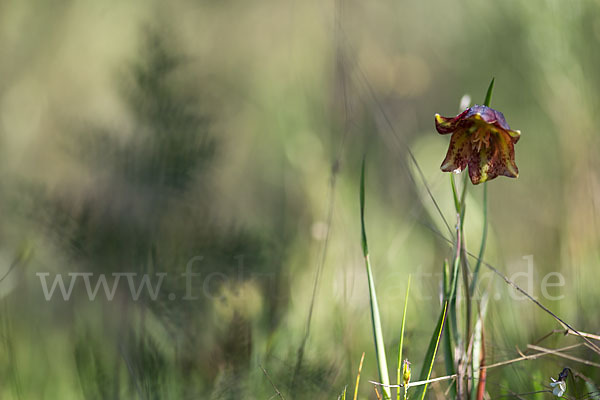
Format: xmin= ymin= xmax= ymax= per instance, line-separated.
xmin=435 ymin=105 xmax=520 ymax=185
xmin=550 ymin=377 xmax=566 ymax=397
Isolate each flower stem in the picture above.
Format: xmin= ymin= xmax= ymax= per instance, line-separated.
xmin=470 ymin=78 xmax=493 ymax=294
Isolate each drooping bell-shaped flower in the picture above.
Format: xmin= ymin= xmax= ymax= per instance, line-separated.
xmin=435 ymin=105 xmax=521 ymax=185
xmin=550 ymin=377 xmax=566 ymax=397
xmin=549 ymin=368 xmax=569 ymax=397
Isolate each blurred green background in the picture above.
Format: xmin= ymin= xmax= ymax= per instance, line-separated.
xmin=1 ymin=0 xmax=599 ymax=398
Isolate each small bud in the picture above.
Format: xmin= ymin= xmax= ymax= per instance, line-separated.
xmin=459 ymin=94 xmax=471 ymax=111
xmin=402 ymin=359 xmax=411 ymax=386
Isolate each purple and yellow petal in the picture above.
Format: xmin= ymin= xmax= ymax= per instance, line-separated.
xmin=435 ymin=109 xmax=468 ymax=134
xmin=467 ymin=105 xmax=497 ymax=124
xmin=504 ymin=128 xmax=521 ymax=143
xmin=467 ymin=146 xmax=488 ymax=185
xmin=440 ymin=129 xmax=471 ymax=173
xmin=466 ymin=132 xmax=518 ymax=185
xmin=436 ymin=104 xmax=520 ymax=185
xmin=494 ymin=131 xmax=519 ymax=178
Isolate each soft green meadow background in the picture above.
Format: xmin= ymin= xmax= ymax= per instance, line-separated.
xmin=1 ymin=0 xmax=599 ymax=399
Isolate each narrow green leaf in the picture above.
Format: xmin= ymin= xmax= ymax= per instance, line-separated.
xmin=447 ymin=224 xmax=461 ymax=303
xmin=446 ymin=220 xmax=462 ymax=379
xmin=364 ymin=255 xmax=391 ymax=399
xmin=442 ymin=322 xmax=456 ymax=398
xmin=360 ymin=159 xmax=391 ymax=399
xmin=483 ymin=78 xmax=495 ymax=108
xmin=360 ymin=156 xmax=369 ymax=257
xmin=397 ymin=275 xmax=411 ymax=400
xmin=413 ymin=302 xmax=448 ymax=400
xmin=442 ymin=259 xmax=450 ymax=299
xmin=441 ymin=260 xmax=456 ymax=398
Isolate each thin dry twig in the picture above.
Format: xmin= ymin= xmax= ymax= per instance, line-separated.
xmin=527 ymin=344 xmax=600 ymax=368
xmin=484 ymin=343 xmax=582 ymax=370
xmin=559 ymin=329 xmax=600 ymax=342
xmin=292 ymin=5 xmax=350 ymax=384
xmin=374 ymin=386 xmax=383 ymax=400
xmin=474 ymin=263 xmax=600 ymax=355
xmin=370 ymin=343 xmax=586 ymax=390
xmin=260 ymin=364 xmax=286 ymax=400
xmin=427 ymin=223 xmax=600 ymax=356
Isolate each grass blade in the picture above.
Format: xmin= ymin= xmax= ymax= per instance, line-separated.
xmin=360 ymin=158 xmax=391 ymax=399
xmin=441 ymin=260 xmax=456 ymax=399
xmin=397 ymin=275 xmax=411 ymax=400
xmin=360 ymin=157 xmax=369 ymax=257
xmin=339 ymin=386 xmax=347 ymax=400
xmin=447 ymin=219 xmax=461 ymax=345
xmin=353 ymin=352 xmax=366 ymax=400
xmin=413 ymin=302 xmax=448 ymax=400
xmin=443 ymin=222 xmax=461 ymax=398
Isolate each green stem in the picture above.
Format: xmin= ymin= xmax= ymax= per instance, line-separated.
xmin=470 ymin=77 xmax=493 ymax=295
xmin=459 ymin=172 xmax=468 ymax=226
xmin=397 ymin=275 xmax=411 ymax=400
xmin=470 ymin=182 xmax=488 ymax=295
xmin=360 ymin=158 xmax=391 ymax=399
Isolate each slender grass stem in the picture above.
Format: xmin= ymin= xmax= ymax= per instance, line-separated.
xmin=353 ymin=352 xmax=366 ymax=400
xmin=360 ymin=158 xmax=391 ymax=399
xmin=470 ymin=183 xmax=488 ymax=296
xmin=397 ymin=275 xmax=411 ymax=400
xmin=415 ymin=302 xmax=448 ymax=400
